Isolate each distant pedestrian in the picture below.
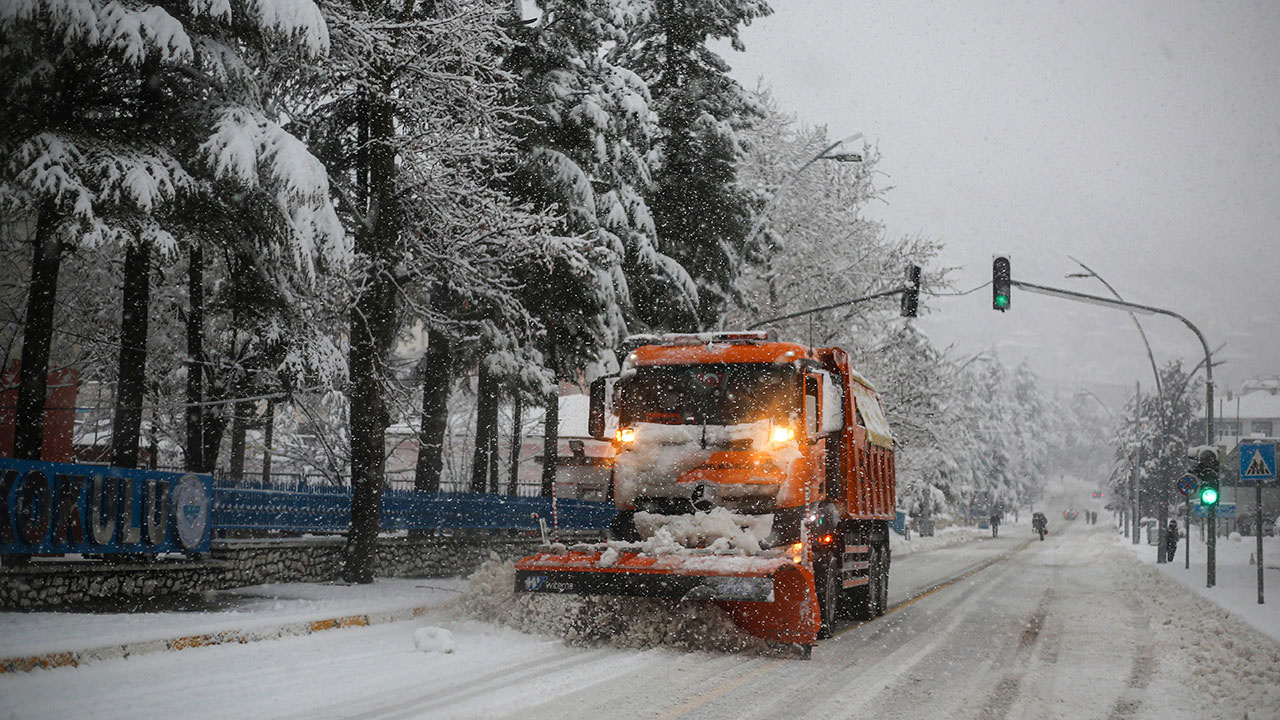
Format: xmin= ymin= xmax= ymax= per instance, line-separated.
xmin=1166 ymin=519 xmax=1179 ymax=562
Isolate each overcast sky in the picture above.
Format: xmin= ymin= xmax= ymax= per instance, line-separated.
xmin=715 ymin=0 xmax=1280 ymax=406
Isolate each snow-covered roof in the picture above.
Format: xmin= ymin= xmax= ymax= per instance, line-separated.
xmin=1199 ymin=389 xmax=1280 ymax=420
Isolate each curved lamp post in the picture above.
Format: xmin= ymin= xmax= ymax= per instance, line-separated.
xmin=724 ymin=133 xmax=864 ymax=325
xmin=1065 ymin=259 xmax=1172 ymax=560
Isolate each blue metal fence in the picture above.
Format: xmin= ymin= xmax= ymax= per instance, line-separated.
xmin=211 ymin=483 xmax=615 ymax=534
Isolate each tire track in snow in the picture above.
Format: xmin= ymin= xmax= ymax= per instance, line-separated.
xmin=973 ymin=587 xmax=1052 ymax=720
xmin=298 ymin=645 xmax=607 ymax=720
xmin=1106 ymin=594 xmax=1156 ymax=719
xmin=733 ymin=551 xmax=1031 ymax=720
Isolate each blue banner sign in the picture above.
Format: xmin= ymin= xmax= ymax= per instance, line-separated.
xmin=1 ymin=458 xmax=212 ymax=555
xmin=1192 ymin=502 xmax=1236 ymax=519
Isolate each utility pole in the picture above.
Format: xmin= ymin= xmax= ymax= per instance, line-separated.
xmin=1133 ymin=381 xmax=1141 ymax=545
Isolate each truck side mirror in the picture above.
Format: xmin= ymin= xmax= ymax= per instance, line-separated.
xmin=589 ymin=376 xmax=609 ymax=439
xmin=804 ymin=375 xmax=820 ymax=437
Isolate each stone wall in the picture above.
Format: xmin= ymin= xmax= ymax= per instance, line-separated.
xmin=0 ymin=531 xmax=570 ymax=610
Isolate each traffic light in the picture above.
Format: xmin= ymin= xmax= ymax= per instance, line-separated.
xmin=900 ymin=264 xmax=921 ymax=318
xmin=1193 ymin=447 xmax=1221 ymax=506
xmin=992 ymin=256 xmax=1011 ymax=311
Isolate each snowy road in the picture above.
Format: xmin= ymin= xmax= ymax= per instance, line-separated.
xmin=5 ymin=516 xmax=1277 ymax=720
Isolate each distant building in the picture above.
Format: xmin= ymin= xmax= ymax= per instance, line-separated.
xmin=1208 ymin=385 xmax=1280 ymax=442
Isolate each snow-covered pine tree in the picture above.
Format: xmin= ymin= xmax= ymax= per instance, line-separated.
xmin=0 ymin=0 xmax=342 ymax=463
xmin=611 ymin=0 xmax=772 ymax=331
xmin=502 ymin=0 xmax=672 ymax=493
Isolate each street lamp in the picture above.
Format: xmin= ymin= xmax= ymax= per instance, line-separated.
xmin=728 ymin=133 xmax=864 ymax=320
xmin=1064 ymin=259 xmax=1173 ymax=559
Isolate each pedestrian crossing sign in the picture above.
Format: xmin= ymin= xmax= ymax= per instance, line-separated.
xmin=1238 ymin=441 xmax=1276 ymax=483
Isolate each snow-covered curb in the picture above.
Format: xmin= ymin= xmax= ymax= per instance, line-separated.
xmin=1115 ymin=529 xmax=1280 ymax=646
xmin=0 ymin=605 xmax=436 ymax=674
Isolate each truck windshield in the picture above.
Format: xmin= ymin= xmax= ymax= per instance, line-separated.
xmin=619 ymin=364 xmax=797 ymax=426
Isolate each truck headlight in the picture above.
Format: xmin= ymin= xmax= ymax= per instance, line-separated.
xmin=769 ymin=425 xmax=795 ymax=446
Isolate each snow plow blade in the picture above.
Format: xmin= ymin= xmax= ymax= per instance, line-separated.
xmin=514 ymin=549 xmax=820 ymax=645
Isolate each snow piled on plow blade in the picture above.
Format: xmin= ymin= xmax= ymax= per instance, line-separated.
xmin=459 ymin=556 xmax=781 ymax=654
xmin=508 ymin=544 xmax=820 ymax=647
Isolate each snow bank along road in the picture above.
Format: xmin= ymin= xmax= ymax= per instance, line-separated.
xmin=4 ymin=518 xmax=1278 ymax=720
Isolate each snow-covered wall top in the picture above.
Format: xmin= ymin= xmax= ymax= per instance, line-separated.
xmin=1201 ymin=390 xmax=1280 ymax=421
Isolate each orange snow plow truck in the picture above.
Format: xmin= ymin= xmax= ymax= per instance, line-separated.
xmin=514 ymin=332 xmax=896 ymax=648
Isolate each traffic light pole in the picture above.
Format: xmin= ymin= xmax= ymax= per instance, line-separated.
xmin=1010 ymin=280 xmax=1216 ymax=585
xmin=1185 ymin=492 xmax=1191 ymax=569
xmin=1133 ymin=382 xmax=1141 ymax=546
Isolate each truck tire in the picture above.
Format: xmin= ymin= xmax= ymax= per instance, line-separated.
xmin=874 ymin=542 xmax=890 ymax=616
xmin=815 ymin=552 xmax=839 ymax=639
xmin=866 ymin=544 xmax=883 ymax=617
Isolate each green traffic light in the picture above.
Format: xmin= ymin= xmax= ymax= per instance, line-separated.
xmin=994 ymin=294 xmax=1010 ymax=309
xmin=1199 ymin=486 xmax=1219 ymax=506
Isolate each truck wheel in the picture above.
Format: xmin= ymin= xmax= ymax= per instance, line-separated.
xmin=874 ymin=543 xmax=890 ymax=616
xmin=815 ymin=552 xmax=839 ymax=639
xmin=866 ymin=545 xmax=882 ymax=617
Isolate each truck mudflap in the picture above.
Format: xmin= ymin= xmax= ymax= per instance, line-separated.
xmin=514 ymin=549 xmax=820 ymax=646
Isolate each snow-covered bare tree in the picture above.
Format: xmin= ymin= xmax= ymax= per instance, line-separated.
xmin=285 ymin=0 xmax=601 ymax=580
xmin=1109 ymin=361 xmax=1202 ymax=522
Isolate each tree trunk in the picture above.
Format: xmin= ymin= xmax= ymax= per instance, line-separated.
xmin=507 ymin=394 xmax=522 ymax=495
xmin=14 ymin=204 xmax=62 ymax=461
xmin=199 ymin=386 xmax=227 ymax=473
xmin=541 ymin=382 xmax=558 ymax=497
xmin=185 ymin=243 xmax=205 ymax=471
xmin=488 ymin=389 xmax=500 ymax=494
xmin=414 ymin=329 xmax=450 ymax=493
xmin=110 ymin=243 xmax=150 ymax=468
xmin=230 ymin=399 xmax=250 ymax=482
xmin=470 ymin=360 xmax=499 ymax=493
xmin=261 ymin=399 xmax=275 ymax=483
xmin=343 ymin=81 xmax=400 ymax=584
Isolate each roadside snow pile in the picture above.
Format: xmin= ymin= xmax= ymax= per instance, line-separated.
xmin=455 ymin=554 xmax=774 ymax=655
xmin=412 ymin=626 xmax=456 ymax=654
xmin=634 ymin=508 xmax=772 ymax=553
xmin=1112 ymin=542 xmax=1280 ymax=718
xmin=889 ymin=526 xmax=988 ymax=557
